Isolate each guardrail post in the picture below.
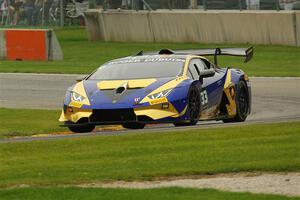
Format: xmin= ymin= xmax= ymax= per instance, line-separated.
xmin=103 ymin=0 xmax=108 ymax=10
xmin=60 ymin=0 xmax=64 ymax=27
xmin=203 ymin=0 xmax=207 ymax=10
xmin=190 ymin=0 xmax=197 ymax=9
xmin=89 ymin=0 xmax=96 ymax=9
xmin=141 ymin=0 xmax=152 ymax=11
xmin=168 ymin=0 xmax=172 ymax=10
xmin=239 ymin=0 xmax=242 ymax=10
xmin=276 ymin=0 xmax=280 ymax=11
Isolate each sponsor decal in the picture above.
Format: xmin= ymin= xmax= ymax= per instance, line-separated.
xmin=134 ymin=97 xmax=141 ymax=105
xmin=200 ymin=90 xmax=208 ymax=106
xmin=149 ymin=97 xmax=168 ymax=105
xmin=107 ymin=57 xmax=185 ymax=65
xmin=144 ymin=58 xmax=185 ymax=63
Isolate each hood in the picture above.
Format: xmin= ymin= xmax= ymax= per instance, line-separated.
xmin=80 ymin=77 xmax=175 ymax=109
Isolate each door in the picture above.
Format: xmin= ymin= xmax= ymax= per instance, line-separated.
xmin=188 ymin=58 xmax=224 ymax=118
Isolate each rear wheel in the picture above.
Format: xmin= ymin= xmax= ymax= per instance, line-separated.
xmin=174 ymin=84 xmax=201 ymax=126
xmin=122 ymin=123 xmax=145 ymax=129
xmin=223 ymin=80 xmax=249 ymax=123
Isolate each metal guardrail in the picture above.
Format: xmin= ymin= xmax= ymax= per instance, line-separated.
xmin=98 ymin=0 xmax=299 ymax=11
xmin=0 ymin=0 xmax=89 ymax=27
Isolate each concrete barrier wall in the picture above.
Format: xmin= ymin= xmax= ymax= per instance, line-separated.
xmin=296 ymin=12 xmax=300 ymax=46
xmin=102 ymin=12 xmax=154 ymax=42
xmin=85 ymin=10 xmax=300 ymax=46
xmin=48 ymin=31 xmax=64 ymax=61
xmin=85 ymin=10 xmax=104 ymax=41
xmin=0 ymin=30 xmax=6 ymax=59
xmin=149 ymin=11 xmax=227 ymax=43
xmin=217 ymin=11 xmax=296 ymax=46
xmin=85 ymin=9 xmax=154 ymax=42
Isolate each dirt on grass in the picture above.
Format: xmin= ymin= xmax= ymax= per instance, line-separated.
xmin=76 ymin=172 xmax=300 ymax=197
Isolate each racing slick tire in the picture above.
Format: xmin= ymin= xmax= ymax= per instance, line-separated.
xmin=67 ymin=118 xmax=95 ymax=133
xmin=122 ymin=123 xmax=145 ymax=129
xmin=68 ymin=124 xmax=95 ymax=133
xmin=223 ymin=80 xmax=249 ymax=123
xmin=173 ymin=84 xmax=201 ymax=127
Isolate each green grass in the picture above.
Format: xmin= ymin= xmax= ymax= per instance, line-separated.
xmin=0 ymin=108 xmax=66 ymax=138
xmin=1 ymin=187 xmax=299 ymax=200
xmin=0 ymin=27 xmax=299 ymax=76
xmin=0 ymin=121 xmax=299 ymax=187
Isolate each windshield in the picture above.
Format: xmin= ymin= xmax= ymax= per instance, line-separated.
xmin=88 ymin=57 xmax=185 ymax=80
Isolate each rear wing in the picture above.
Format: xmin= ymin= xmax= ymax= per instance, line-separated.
xmin=137 ymin=47 xmax=254 ymax=66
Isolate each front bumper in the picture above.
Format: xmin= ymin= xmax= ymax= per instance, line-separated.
xmin=59 ymin=106 xmax=92 ymax=123
xmin=59 ymin=102 xmax=187 ymax=125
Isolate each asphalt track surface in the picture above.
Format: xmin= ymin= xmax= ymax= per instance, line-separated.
xmin=0 ymin=73 xmax=299 ymax=142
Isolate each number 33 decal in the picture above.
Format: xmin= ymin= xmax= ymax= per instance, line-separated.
xmin=200 ymin=90 xmax=208 ymax=105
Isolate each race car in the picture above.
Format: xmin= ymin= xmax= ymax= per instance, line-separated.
xmin=59 ymin=47 xmax=253 ymax=133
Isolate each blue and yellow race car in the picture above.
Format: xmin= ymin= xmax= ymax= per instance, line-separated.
xmin=59 ymin=47 xmax=253 ymax=133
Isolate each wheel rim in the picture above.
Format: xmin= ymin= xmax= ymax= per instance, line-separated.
xmin=239 ymin=86 xmax=249 ymax=116
xmin=188 ymin=88 xmax=200 ymax=121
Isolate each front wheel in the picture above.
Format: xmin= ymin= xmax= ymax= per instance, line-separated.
xmin=122 ymin=123 xmax=145 ymax=129
xmin=174 ymin=84 xmax=201 ymax=126
xmin=223 ymin=80 xmax=250 ymax=123
xmin=68 ymin=124 xmax=95 ymax=133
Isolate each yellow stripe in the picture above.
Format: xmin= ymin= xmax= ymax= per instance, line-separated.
xmin=224 ymin=69 xmax=232 ymax=89
xmin=59 ymin=109 xmax=68 ymax=122
xmin=140 ymin=76 xmax=188 ymax=103
xmin=223 ymin=69 xmax=237 ymax=117
xmin=134 ymin=103 xmax=179 ymax=120
xmin=59 ymin=107 xmax=92 ymax=123
xmin=171 ymin=105 xmax=188 ymax=118
xmin=97 ymin=79 xmax=156 ymax=90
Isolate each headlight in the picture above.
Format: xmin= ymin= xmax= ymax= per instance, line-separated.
xmin=148 ymin=89 xmax=172 ymax=100
xmin=71 ymin=92 xmax=86 ymax=103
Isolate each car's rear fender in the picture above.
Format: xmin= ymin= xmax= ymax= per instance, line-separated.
xmin=228 ymin=68 xmax=252 ymax=115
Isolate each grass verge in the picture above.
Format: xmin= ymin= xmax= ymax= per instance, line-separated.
xmin=0 ymin=108 xmax=66 ymax=138
xmin=0 ymin=121 xmax=299 ymax=187
xmin=0 ymin=28 xmax=299 ymax=76
xmin=0 ymin=187 xmax=299 ymax=200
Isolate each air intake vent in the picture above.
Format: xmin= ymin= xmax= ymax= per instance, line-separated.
xmin=116 ymin=86 xmax=125 ymax=94
xmin=159 ymin=49 xmax=174 ymax=55
xmin=115 ymin=81 xmax=128 ymax=94
xmin=90 ymin=109 xmax=137 ymax=122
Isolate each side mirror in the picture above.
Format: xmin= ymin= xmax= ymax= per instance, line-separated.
xmin=76 ymin=75 xmax=86 ymax=82
xmin=200 ymin=69 xmax=215 ymax=79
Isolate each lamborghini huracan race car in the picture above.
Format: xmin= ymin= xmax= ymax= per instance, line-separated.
xmin=59 ymin=47 xmax=253 ymax=133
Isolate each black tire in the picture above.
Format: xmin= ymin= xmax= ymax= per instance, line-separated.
xmin=122 ymin=123 xmax=145 ymax=129
xmin=68 ymin=124 xmax=95 ymax=133
xmin=173 ymin=84 xmax=201 ymax=126
xmin=223 ymin=80 xmax=249 ymax=123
